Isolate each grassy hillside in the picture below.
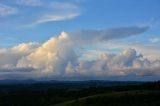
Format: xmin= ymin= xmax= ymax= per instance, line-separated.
xmin=54 ymin=90 xmax=160 ymax=106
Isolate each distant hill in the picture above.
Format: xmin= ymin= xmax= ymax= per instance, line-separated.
xmin=0 ymin=79 xmax=37 ymax=84
xmin=0 ymin=79 xmax=144 ymax=86
xmin=0 ymin=80 xmax=145 ymax=92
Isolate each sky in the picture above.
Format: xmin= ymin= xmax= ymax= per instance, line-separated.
xmin=0 ymin=0 xmax=160 ymax=81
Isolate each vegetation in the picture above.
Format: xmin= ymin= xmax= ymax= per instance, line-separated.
xmin=55 ymin=90 xmax=160 ymax=106
xmin=0 ymin=81 xmax=159 ymax=106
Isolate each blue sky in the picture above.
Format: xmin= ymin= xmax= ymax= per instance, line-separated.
xmin=0 ymin=0 xmax=160 ymax=80
xmin=0 ymin=0 xmax=160 ymax=46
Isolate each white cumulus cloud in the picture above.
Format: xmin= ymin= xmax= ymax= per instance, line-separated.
xmin=0 ymin=26 xmax=159 ymax=80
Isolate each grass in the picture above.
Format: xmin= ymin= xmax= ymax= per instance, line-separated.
xmin=54 ymin=90 xmax=160 ymax=106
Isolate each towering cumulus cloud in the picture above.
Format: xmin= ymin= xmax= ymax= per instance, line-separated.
xmin=0 ymin=26 xmax=160 ymax=80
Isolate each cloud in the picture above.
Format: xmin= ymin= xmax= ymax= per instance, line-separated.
xmin=17 ymin=26 xmax=148 ymax=71
xmin=50 ymin=1 xmax=79 ymax=10
xmin=20 ymin=1 xmax=81 ymax=27
xmin=0 ymin=67 xmax=37 ymax=80
xmin=68 ymin=49 xmax=160 ymax=77
xmin=16 ymin=0 xmax=42 ymax=6
xmin=149 ymin=37 xmax=160 ymax=43
xmin=33 ymin=12 xmax=80 ymax=25
xmin=0 ymin=3 xmax=17 ymax=16
xmin=0 ymin=67 xmax=35 ymax=73
xmin=101 ymin=40 xmax=160 ymax=60
xmin=0 ymin=26 xmax=159 ymax=80
xmin=0 ymin=42 xmax=39 ymax=68
xmin=0 ymin=1 xmax=81 ymax=28
xmin=68 ymin=26 xmax=149 ymax=44
xmin=17 ymin=32 xmax=77 ymax=75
